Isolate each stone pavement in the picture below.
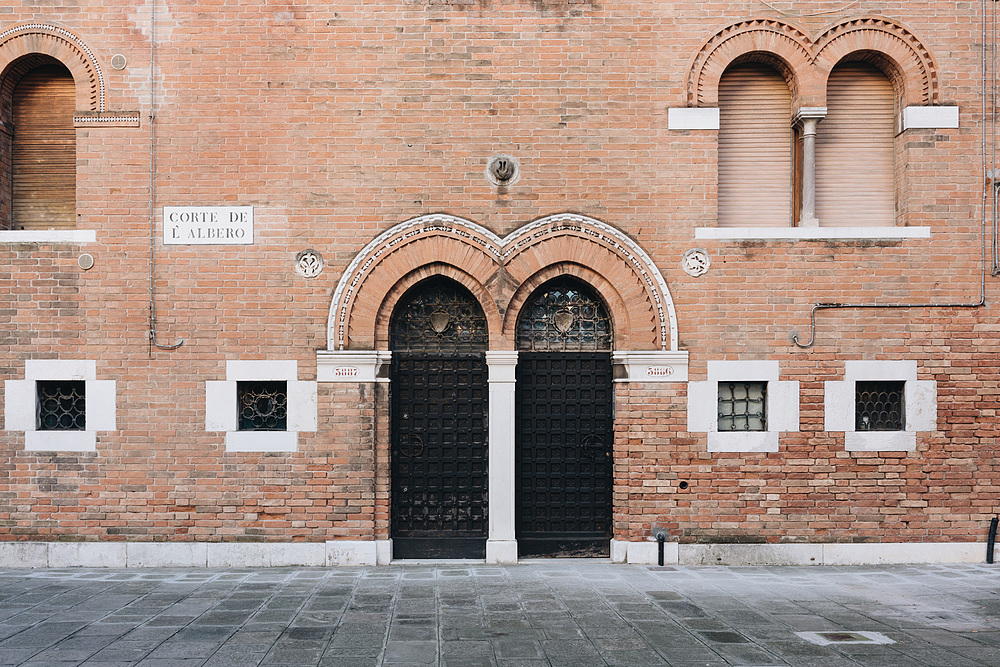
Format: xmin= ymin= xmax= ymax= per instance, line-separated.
xmin=1 ymin=562 xmax=999 ymax=667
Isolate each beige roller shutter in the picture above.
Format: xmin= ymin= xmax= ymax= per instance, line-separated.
xmin=12 ymin=65 xmax=76 ymax=230
xmin=718 ymin=64 xmax=792 ymax=228
xmin=816 ymin=62 xmax=895 ymax=227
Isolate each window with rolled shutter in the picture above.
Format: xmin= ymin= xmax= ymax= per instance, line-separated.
xmin=816 ymin=62 xmax=895 ymax=227
xmin=718 ymin=63 xmax=793 ymax=228
xmin=11 ymin=64 xmax=76 ymax=230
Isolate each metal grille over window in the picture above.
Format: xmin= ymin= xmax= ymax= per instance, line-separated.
xmin=36 ymin=380 xmax=85 ymax=431
xmin=516 ymin=278 xmax=613 ymax=352
xmin=855 ymin=380 xmax=904 ymax=431
xmin=237 ymin=381 xmax=287 ymax=431
xmin=390 ymin=277 xmax=488 ymax=355
xmin=718 ymin=381 xmax=766 ymax=432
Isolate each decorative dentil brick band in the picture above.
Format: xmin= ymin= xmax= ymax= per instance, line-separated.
xmin=328 ymin=213 xmax=678 ymax=352
xmin=686 ymin=16 xmax=939 ymax=108
xmin=0 ymin=23 xmax=104 ymax=112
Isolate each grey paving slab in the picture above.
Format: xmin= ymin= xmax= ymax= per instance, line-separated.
xmin=1 ymin=563 xmax=1000 ymax=665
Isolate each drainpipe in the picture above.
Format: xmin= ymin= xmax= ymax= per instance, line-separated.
xmin=147 ymin=0 xmax=183 ymax=353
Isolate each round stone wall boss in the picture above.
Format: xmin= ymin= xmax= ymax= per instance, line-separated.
xmin=78 ymin=254 xmax=95 ymax=270
xmin=295 ymin=250 xmax=324 ymax=278
xmin=485 ymin=154 xmax=520 ymax=186
xmin=681 ymin=248 xmax=710 ymax=277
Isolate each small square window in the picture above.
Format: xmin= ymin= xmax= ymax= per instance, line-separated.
xmin=718 ymin=381 xmax=766 ymax=431
xmin=237 ymin=380 xmax=287 ymax=431
xmin=855 ymin=380 xmax=904 ymax=431
xmin=36 ymin=380 xmax=86 ymax=431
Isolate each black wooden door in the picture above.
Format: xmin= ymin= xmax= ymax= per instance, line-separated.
xmin=390 ymin=278 xmax=489 ymax=559
xmin=514 ymin=278 xmax=615 ymax=558
xmin=515 ymin=353 xmax=614 ymax=557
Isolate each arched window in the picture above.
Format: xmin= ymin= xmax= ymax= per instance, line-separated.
xmin=515 ymin=277 xmax=613 ymax=352
xmin=6 ymin=62 xmax=76 ymax=229
xmin=816 ymin=61 xmax=896 ymax=227
xmin=718 ymin=63 xmax=793 ymax=227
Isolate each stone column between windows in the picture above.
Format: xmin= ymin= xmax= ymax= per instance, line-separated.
xmin=485 ymin=350 xmax=518 ymax=564
xmin=795 ymin=107 xmax=827 ymax=228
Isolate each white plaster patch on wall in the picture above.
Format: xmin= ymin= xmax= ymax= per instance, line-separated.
xmin=667 ymin=107 xmax=720 ymax=130
xmin=900 ymin=105 xmax=959 ymax=131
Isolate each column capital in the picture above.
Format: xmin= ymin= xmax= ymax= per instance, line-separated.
xmin=486 ymin=351 xmax=518 ymax=382
xmin=793 ymin=107 xmax=827 ymax=124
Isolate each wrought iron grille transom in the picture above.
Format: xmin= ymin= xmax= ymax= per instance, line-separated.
xmin=36 ymin=380 xmax=85 ymax=431
xmin=516 ymin=278 xmax=613 ymax=352
xmin=390 ymin=278 xmax=488 ymax=355
xmin=237 ymin=381 xmax=288 ymax=431
xmin=856 ymin=380 xmax=904 ymax=431
xmin=718 ymin=381 xmax=767 ymax=431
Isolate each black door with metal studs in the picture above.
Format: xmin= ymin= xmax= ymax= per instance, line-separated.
xmin=389 ymin=278 xmax=489 ymax=559
xmin=514 ymin=278 xmax=615 ymax=558
xmin=515 ymin=352 xmax=614 ymax=557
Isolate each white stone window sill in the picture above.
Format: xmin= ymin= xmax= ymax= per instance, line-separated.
xmin=708 ymin=431 xmax=778 ymax=453
xmin=0 ymin=230 xmax=96 ymax=244
xmin=225 ymin=431 xmax=298 ymax=453
xmin=845 ymin=431 xmax=916 ymax=452
xmin=695 ymin=227 xmax=930 ymax=241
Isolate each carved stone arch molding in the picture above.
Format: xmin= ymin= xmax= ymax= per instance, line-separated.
xmin=326 ymin=213 xmax=678 ymax=352
xmin=685 ymin=18 xmax=813 ymax=108
xmin=0 ymin=24 xmax=104 ymax=113
xmin=813 ymin=17 xmax=939 ymax=107
xmin=685 ymin=16 xmax=940 ymax=109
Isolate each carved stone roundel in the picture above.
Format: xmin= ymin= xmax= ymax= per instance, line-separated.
xmin=295 ymin=249 xmax=324 ymax=278
xmin=682 ymin=248 xmax=711 ymax=277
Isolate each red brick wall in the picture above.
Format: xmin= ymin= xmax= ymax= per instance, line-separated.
xmin=0 ymin=1 xmax=997 ymax=546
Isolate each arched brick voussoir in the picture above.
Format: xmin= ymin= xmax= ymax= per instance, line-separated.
xmin=503 ymin=263 xmax=641 ymax=351
xmin=685 ymin=18 xmax=813 ymax=107
xmin=372 ymin=263 xmax=503 ymax=350
xmin=0 ymin=25 xmax=104 ymax=112
xmin=347 ymin=240 xmax=502 ymax=349
xmin=327 ymin=214 xmax=503 ymax=350
xmin=813 ymin=17 xmax=939 ymax=106
xmin=503 ymin=224 xmax=667 ymax=350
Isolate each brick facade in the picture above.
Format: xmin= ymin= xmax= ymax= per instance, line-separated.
xmin=0 ymin=1 xmax=997 ymax=565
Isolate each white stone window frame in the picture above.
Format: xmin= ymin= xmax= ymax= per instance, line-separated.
xmin=4 ymin=359 xmax=115 ymax=452
xmin=825 ymin=360 xmax=935 ymax=452
xmin=206 ymin=360 xmax=317 ymax=453
xmin=688 ymin=361 xmax=799 ymax=453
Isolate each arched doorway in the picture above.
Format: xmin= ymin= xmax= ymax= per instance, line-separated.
xmin=389 ymin=277 xmax=489 ymax=559
xmin=515 ymin=277 xmax=614 ymax=557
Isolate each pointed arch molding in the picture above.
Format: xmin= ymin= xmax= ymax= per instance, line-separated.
xmin=686 ymin=16 xmax=939 ymax=108
xmin=327 ymin=213 xmax=679 ymax=352
xmin=0 ymin=24 xmax=104 ymax=112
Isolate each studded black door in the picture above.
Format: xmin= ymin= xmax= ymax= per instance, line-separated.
xmin=515 ymin=278 xmax=614 ymax=557
xmin=390 ymin=278 xmax=488 ymax=559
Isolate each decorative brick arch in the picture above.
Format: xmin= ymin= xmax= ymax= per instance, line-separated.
xmin=684 ymin=18 xmax=812 ymax=108
xmin=327 ymin=213 xmax=678 ymax=352
xmin=685 ymin=16 xmax=940 ymax=111
xmin=813 ymin=17 xmax=939 ymax=106
xmin=328 ymin=214 xmax=504 ymax=351
xmin=501 ymin=214 xmax=676 ymax=351
xmin=0 ymin=24 xmax=104 ymax=113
